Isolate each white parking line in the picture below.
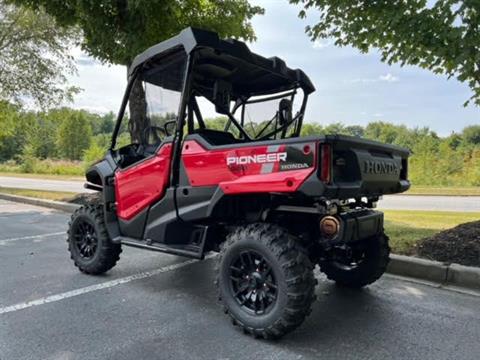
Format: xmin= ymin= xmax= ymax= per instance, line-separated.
xmin=0 ymin=253 xmax=215 ymax=315
xmin=0 ymin=232 xmax=65 ymax=246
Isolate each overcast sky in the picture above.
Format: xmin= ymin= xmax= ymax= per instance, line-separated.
xmin=69 ymin=0 xmax=479 ymax=136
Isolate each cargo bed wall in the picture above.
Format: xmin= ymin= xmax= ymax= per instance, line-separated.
xmin=323 ymin=135 xmax=410 ymax=199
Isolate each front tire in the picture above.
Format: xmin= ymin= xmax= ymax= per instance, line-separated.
xmin=215 ymin=224 xmax=316 ymax=339
xmin=67 ymin=201 xmax=121 ymax=274
xmin=320 ymin=232 xmax=390 ymax=288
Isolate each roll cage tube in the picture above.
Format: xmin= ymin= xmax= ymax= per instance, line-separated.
xmin=109 ymin=53 xmax=191 ymax=190
xmin=259 ymin=89 xmax=309 ymax=140
xmin=223 ymin=87 xmax=309 ymax=140
xmin=109 ymin=52 xmax=193 ymax=190
xmin=170 ymin=54 xmax=194 ymax=188
xmin=110 ymin=69 xmax=139 ymax=150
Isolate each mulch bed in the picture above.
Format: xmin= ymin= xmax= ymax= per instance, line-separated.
xmin=416 ymin=220 xmax=480 ymax=267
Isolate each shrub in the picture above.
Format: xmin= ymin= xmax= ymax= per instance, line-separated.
xmin=83 ymin=142 xmax=106 ymax=168
xmin=20 ymin=145 xmax=38 ymax=173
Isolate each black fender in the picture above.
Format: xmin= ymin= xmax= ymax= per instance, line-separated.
xmin=85 ymin=152 xmax=121 ymax=241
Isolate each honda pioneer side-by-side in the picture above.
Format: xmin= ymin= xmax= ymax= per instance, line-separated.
xmin=67 ymin=28 xmax=410 ymax=339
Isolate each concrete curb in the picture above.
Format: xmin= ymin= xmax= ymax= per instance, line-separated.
xmin=387 ymin=254 xmax=480 ymax=291
xmin=447 ymin=263 xmax=480 ymax=290
xmin=1 ymin=192 xmax=479 ymax=291
xmin=0 ymin=193 xmax=80 ymax=213
xmin=387 ymin=254 xmax=448 ymax=283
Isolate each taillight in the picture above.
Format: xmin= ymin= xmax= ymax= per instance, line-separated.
xmin=319 ymin=144 xmax=331 ymax=183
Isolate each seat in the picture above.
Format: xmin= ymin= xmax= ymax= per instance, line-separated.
xmin=192 ymin=128 xmax=241 ymax=146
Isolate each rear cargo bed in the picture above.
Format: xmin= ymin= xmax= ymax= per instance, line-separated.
xmin=322 ymin=135 xmax=410 ymax=199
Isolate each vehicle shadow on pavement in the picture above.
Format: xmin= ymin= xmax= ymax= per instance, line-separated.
xmin=127 ymin=257 xmax=389 ymax=343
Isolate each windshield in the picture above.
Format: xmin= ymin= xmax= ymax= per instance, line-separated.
xmin=234 ymin=90 xmax=304 ymax=140
xmin=112 ymin=49 xmax=187 ymax=150
xmin=194 ymin=87 xmax=307 ymax=141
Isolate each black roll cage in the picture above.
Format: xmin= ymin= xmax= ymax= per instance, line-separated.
xmin=110 ymin=27 xmax=315 ymax=188
xmin=228 ymin=88 xmax=309 ymax=140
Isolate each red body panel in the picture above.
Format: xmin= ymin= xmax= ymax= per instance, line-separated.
xmin=115 ymin=144 xmax=172 ymax=220
xmin=182 ymin=140 xmax=317 ymax=194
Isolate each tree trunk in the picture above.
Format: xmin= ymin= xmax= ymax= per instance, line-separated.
xmin=127 ymin=73 xmax=149 ymax=144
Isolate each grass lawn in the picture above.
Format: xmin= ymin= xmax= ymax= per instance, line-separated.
xmin=384 ymin=210 xmax=480 ymax=255
xmin=0 ymin=187 xmax=77 ymax=202
xmin=405 ymin=185 xmax=480 ymax=196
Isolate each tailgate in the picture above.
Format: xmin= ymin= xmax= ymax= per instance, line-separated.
xmin=322 ymin=135 xmax=410 ymax=199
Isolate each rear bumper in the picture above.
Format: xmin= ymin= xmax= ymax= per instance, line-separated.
xmin=337 ymin=210 xmax=384 ymax=243
xmin=298 ymin=170 xmax=410 ymax=199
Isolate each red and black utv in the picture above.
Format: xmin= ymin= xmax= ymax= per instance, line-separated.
xmin=68 ymin=28 xmax=410 ymax=339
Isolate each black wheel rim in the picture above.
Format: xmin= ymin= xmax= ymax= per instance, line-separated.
xmin=72 ymin=218 xmax=98 ymax=260
xmin=229 ymin=250 xmax=277 ymax=315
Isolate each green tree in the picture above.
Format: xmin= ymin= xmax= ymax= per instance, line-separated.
xmin=344 ymin=125 xmax=364 ymax=137
xmin=301 ymin=122 xmax=323 ymax=136
xmin=291 ymin=0 xmax=480 ymax=106
xmin=462 ymin=125 xmax=480 ymax=145
xmin=321 ymin=122 xmax=364 ymax=137
xmin=14 ymin=0 xmax=264 ymax=141
xmin=464 ymin=148 xmax=480 ymax=186
xmin=204 ymin=116 xmax=229 ymax=131
xmin=364 ymin=122 xmax=404 ymax=145
xmin=56 ymin=109 xmax=92 ymax=160
xmin=0 ymin=101 xmax=32 ymax=161
xmin=445 ymin=132 xmax=462 ymax=150
xmin=98 ymin=112 xmax=116 ymax=135
xmin=25 ymin=114 xmax=60 ymax=159
xmin=84 ymin=111 xmax=117 ymax=136
xmin=0 ymin=1 xmax=79 ymax=107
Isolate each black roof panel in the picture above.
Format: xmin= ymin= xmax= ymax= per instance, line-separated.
xmin=128 ymin=27 xmax=315 ymax=95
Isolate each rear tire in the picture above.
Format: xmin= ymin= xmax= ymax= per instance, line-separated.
xmin=215 ymin=223 xmax=316 ymax=339
xmin=67 ymin=200 xmax=121 ymax=275
xmin=320 ymin=232 xmax=390 ymax=288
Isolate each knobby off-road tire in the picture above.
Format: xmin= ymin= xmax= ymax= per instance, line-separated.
xmin=67 ymin=200 xmax=121 ymax=274
xmin=215 ymin=223 xmax=317 ymax=339
xmin=320 ymin=232 xmax=390 ymax=288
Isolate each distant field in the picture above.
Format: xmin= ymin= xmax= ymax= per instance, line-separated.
xmin=0 ymin=187 xmax=77 ymax=201
xmin=384 ymin=209 xmax=480 ymax=254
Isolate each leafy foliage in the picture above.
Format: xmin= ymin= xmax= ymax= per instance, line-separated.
xmin=55 ymin=109 xmax=93 ymax=160
xmin=0 ymin=1 xmax=79 ymax=107
xmin=290 ymin=0 xmax=480 ymax=106
xmin=12 ymin=0 xmax=264 ymax=142
xmin=462 ymin=125 xmax=480 ymax=145
xmin=13 ymin=0 xmax=264 ymax=65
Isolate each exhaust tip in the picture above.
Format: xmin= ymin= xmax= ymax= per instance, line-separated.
xmin=319 ymin=216 xmax=340 ymax=238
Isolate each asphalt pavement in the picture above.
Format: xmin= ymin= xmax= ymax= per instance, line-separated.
xmin=378 ymin=194 xmax=480 ymax=212
xmin=1 ymin=199 xmax=480 ymax=360
xmin=1 ymin=175 xmax=480 ymax=212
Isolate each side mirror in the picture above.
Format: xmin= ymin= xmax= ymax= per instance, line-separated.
xmin=213 ymin=80 xmax=231 ymax=115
